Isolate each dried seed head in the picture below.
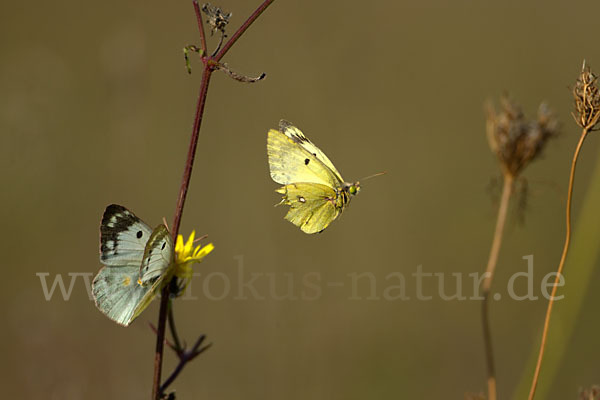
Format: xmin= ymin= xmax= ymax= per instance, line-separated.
xmin=573 ymin=62 xmax=600 ymax=130
xmin=486 ymin=96 xmax=559 ymax=178
xmin=579 ymin=385 xmax=600 ymax=400
xmin=201 ymin=3 xmax=232 ymax=36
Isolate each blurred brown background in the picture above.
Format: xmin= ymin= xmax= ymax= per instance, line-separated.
xmin=2 ymin=0 xmax=600 ymax=398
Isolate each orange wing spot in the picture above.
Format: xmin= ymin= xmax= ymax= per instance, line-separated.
xmin=137 ymin=278 xmax=143 ymax=286
xmin=122 ymin=276 xmax=131 ymax=286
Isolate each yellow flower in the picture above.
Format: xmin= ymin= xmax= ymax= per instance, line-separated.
xmin=173 ymin=230 xmax=214 ymax=294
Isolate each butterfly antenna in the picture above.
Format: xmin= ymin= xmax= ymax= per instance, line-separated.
xmin=359 ymin=171 xmax=387 ymax=182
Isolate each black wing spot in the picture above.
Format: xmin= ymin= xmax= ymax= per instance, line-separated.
xmin=304 ymin=158 xmax=310 ymax=165
xmin=312 ymin=153 xmax=316 ymax=157
xmin=136 ymin=230 xmax=143 ymax=238
xmin=161 ymin=242 xmax=166 ymax=250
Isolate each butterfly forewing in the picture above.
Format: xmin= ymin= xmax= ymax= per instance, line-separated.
xmin=279 ymin=120 xmax=344 ymax=182
xmin=100 ymin=204 xmax=153 ymax=267
xmin=268 ymin=128 xmax=342 ymax=187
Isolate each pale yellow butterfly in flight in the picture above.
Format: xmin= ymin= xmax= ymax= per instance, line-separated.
xmin=267 ymin=120 xmax=381 ymax=234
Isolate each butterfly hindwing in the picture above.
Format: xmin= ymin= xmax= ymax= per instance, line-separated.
xmin=92 ymin=265 xmax=152 ymax=326
xmin=277 ymin=183 xmax=342 ymax=234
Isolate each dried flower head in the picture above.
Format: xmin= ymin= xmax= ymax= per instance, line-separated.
xmin=201 ymin=3 xmax=232 ymax=35
xmin=580 ymin=386 xmax=600 ymax=400
xmin=573 ymin=62 xmax=600 ymax=130
xmin=486 ymin=96 xmax=559 ymax=178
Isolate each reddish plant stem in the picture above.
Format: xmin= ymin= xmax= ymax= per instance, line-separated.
xmin=151 ymin=1 xmax=274 ymax=398
xmin=152 ymin=63 xmax=213 ymax=400
xmin=214 ymin=0 xmax=275 ymax=62
xmin=152 ymin=4 xmax=212 ymax=399
xmin=172 ymin=69 xmax=213 ymax=238
xmin=193 ymin=0 xmax=208 ymax=54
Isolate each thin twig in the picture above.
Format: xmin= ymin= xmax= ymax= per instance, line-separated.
xmin=149 ymin=323 xmax=177 ymax=353
xmin=151 ymin=1 xmax=274 ymax=398
xmin=214 ymin=0 xmax=275 ymax=62
xmin=481 ymin=173 xmax=514 ymax=400
xmin=168 ymin=300 xmax=183 ymax=352
xmin=193 ymin=0 xmax=208 ymax=54
xmin=152 ymin=317 xmax=212 ymax=392
xmin=216 ymin=63 xmax=266 ymax=83
xmin=211 ymin=31 xmax=226 ymax=57
xmin=527 ymin=128 xmax=590 ymax=400
xmin=160 ymin=335 xmax=212 ymax=394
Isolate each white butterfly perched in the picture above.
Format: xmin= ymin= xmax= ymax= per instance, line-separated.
xmin=92 ymin=204 xmax=175 ymax=326
xmin=267 ymin=120 xmax=364 ymax=234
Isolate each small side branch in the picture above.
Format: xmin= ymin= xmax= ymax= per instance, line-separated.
xmin=193 ymin=1 xmax=208 ymax=54
xmin=168 ymin=300 xmax=183 ymax=352
xmin=160 ymin=335 xmax=212 ymax=395
xmin=214 ymin=0 xmax=275 ymax=62
xmin=216 ymin=63 xmax=266 ymax=83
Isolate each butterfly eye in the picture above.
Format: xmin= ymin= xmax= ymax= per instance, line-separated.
xmin=349 ymin=185 xmax=358 ymax=195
